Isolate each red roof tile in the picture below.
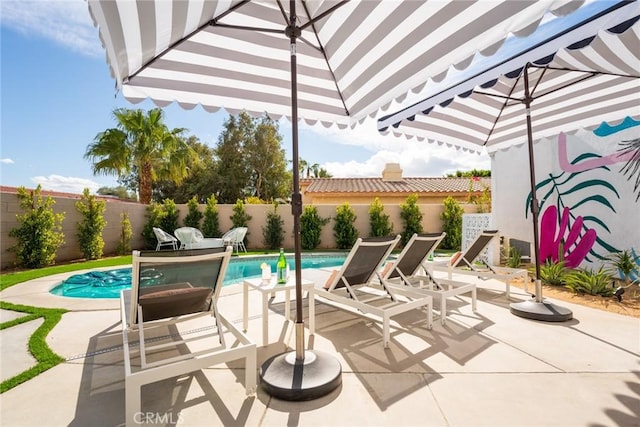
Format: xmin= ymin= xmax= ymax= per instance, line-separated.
xmin=303 ymin=177 xmax=490 ymax=194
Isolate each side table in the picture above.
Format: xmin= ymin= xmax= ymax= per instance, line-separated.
xmin=242 ymin=276 xmax=315 ymax=346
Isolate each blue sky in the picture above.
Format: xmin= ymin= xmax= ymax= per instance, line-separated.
xmin=0 ymin=0 xmax=496 ymax=194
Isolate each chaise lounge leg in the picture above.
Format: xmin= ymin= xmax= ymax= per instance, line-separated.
xmin=245 ymin=347 xmax=257 ymax=395
xmin=383 ymin=315 xmax=390 ymax=348
xmin=472 ymin=288 xmax=478 ymax=312
xmin=125 ymin=378 xmax=141 ymax=427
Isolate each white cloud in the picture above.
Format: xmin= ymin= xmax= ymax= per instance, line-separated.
xmin=31 ymin=175 xmax=101 ymax=194
xmin=299 ymin=118 xmax=490 ymax=177
xmin=1 ymin=158 xmax=15 ymax=164
xmin=1 ymin=0 xmax=102 ymax=57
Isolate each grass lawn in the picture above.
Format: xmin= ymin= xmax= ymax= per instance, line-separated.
xmin=0 ymin=256 xmax=132 ymax=393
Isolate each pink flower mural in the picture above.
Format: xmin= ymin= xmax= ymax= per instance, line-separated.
xmin=539 ymin=205 xmax=597 ymax=268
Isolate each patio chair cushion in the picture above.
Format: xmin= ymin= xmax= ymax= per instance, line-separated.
xmin=450 ymin=251 xmax=462 ymax=266
xmin=323 ymin=270 xmax=337 ymax=290
xmin=139 ymin=285 xmax=212 ymax=321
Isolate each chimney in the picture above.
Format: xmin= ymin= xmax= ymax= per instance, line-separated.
xmin=381 ymin=163 xmax=403 ymax=181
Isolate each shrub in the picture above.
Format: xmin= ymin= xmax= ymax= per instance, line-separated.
xmin=116 ymin=211 xmax=133 ymax=255
xmin=245 ymin=196 xmax=264 ymax=204
xmin=183 ymin=196 xmax=203 ymax=228
xmin=564 ymin=266 xmax=613 ymax=296
xmin=9 ymin=185 xmax=65 ymax=268
xmin=540 ymin=259 xmax=567 ymax=286
xmin=468 ymin=178 xmax=492 ymax=213
xmin=231 ymin=199 xmax=252 ymax=245
xmin=231 ymin=199 xmax=252 ymax=227
xmin=75 ymin=188 xmax=106 ymax=260
xmin=159 ymin=199 xmax=179 ymax=235
xmin=300 ymin=206 xmax=329 ymax=250
xmin=505 ymin=246 xmax=521 ymax=269
xmin=142 ymin=202 xmax=165 ymax=249
xmin=368 ymin=197 xmax=393 ymax=237
xmin=202 ymin=194 xmax=221 ymax=238
xmin=333 ymin=203 xmax=358 ymax=249
xmin=262 ymin=204 xmax=285 ymax=250
xmin=440 ymin=196 xmax=463 ymax=250
xmin=400 ymin=193 xmax=423 ymax=246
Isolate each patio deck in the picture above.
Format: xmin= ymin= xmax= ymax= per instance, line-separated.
xmin=1 ymin=268 xmax=638 ymax=426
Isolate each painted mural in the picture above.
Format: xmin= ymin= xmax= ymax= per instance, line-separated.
xmin=527 ymin=119 xmax=640 ymax=267
xmin=492 ymin=117 xmax=639 ymax=272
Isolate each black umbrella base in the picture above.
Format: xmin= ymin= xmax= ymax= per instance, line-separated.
xmin=260 ymin=349 xmax=342 ymax=401
xmin=510 ymin=299 xmax=573 ymax=322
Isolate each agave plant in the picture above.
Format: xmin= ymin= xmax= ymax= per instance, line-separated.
xmin=540 ymin=259 xmax=567 ymax=286
xmin=608 ymin=249 xmax=640 ymax=286
xmin=564 ymin=266 xmax=614 ymax=297
xmin=505 ymin=246 xmax=522 ymax=269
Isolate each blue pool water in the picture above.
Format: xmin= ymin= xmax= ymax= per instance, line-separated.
xmin=50 ymin=253 xmax=347 ymax=299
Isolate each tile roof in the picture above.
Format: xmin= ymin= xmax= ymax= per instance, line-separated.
xmin=303 ymin=177 xmax=490 ymax=194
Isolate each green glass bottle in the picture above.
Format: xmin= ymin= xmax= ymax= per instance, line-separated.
xmin=276 ymin=248 xmax=287 ymax=284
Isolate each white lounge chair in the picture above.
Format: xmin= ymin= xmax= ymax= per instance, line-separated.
xmin=381 ymin=232 xmax=477 ymax=325
xmin=120 ymin=247 xmax=256 ymax=426
xmin=428 ymin=230 xmax=529 ymax=298
xmin=174 ymin=226 xmax=223 ymax=250
xmin=309 ymin=235 xmax=433 ymax=348
xmin=152 ymin=227 xmax=179 ymax=251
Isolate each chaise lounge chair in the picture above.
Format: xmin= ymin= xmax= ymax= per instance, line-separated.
xmin=428 ymin=230 xmax=529 ymax=298
xmin=174 ymin=226 xmax=224 ymax=250
xmin=308 ymin=235 xmax=433 ymax=348
xmin=381 ymin=232 xmax=477 ymax=325
xmin=120 ymin=247 xmax=256 ymax=426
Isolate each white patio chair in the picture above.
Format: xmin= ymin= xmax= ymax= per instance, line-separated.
xmin=381 ymin=232 xmax=477 ymax=325
xmin=310 ymin=235 xmax=433 ymax=348
xmin=222 ymin=227 xmax=248 ymax=253
xmin=428 ymin=230 xmax=529 ymax=298
xmin=120 ymin=247 xmax=256 ymax=426
xmin=152 ymin=227 xmax=179 ymax=251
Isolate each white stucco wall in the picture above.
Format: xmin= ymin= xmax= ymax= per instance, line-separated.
xmin=492 ymin=124 xmax=640 ymax=268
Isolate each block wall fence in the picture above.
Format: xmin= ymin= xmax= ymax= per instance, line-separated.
xmin=0 ymin=191 xmax=477 ymax=270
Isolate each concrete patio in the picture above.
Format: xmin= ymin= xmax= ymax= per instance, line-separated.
xmin=1 ymin=268 xmax=639 ymax=426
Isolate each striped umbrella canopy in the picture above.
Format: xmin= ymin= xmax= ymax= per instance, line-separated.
xmin=88 ymin=0 xmax=585 ymax=127
xmin=86 ymin=0 xmax=589 ymax=381
xmin=377 ymin=0 xmax=640 ymax=315
xmin=378 ymin=1 xmax=640 ymax=153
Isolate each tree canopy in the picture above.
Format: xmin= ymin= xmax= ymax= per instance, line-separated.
xmin=87 ymin=109 xmax=320 ymax=205
xmin=85 ymin=108 xmax=197 ymax=204
xmin=446 ymin=169 xmax=491 ymax=178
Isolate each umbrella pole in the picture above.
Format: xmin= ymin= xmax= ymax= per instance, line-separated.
xmin=258 ymin=0 xmax=341 ymax=400
xmin=510 ymin=65 xmax=572 ymax=322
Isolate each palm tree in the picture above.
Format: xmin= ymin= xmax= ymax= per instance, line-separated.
xmin=85 ymin=108 xmax=196 ymax=204
xmin=298 ymin=158 xmax=309 ymax=177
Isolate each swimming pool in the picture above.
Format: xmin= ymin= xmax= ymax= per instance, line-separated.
xmin=50 ymin=253 xmax=348 ymax=299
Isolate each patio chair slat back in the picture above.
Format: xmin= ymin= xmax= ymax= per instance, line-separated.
xmin=335 ymin=236 xmax=399 ymax=290
xmin=388 ymin=233 xmax=445 ymax=279
xmin=454 ymin=230 xmax=498 ymax=268
xmin=130 ymin=247 xmax=230 ymax=324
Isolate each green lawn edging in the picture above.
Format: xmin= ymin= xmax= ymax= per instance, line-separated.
xmin=0 ymin=301 xmax=69 ymax=393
